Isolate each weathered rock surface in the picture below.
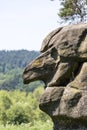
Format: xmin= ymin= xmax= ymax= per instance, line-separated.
xmin=23 ymin=23 xmax=87 ymax=130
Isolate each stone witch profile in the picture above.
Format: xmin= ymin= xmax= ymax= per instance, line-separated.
xmin=23 ymin=23 xmax=87 ymax=130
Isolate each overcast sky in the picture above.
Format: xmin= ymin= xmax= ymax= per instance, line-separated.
xmin=0 ymin=0 xmax=60 ymax=51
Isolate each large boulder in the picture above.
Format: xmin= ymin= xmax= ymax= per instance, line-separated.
xmin=23 ymin=23 xmax=87 ymax=130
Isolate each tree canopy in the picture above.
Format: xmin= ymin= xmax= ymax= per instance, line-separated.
xmin=52 ymin=0 xmax=87 ymax=24
xmin=0 ymin=50 xmax=41 ymax=91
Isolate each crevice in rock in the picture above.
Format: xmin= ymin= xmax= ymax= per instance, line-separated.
xmin=52 ymin=115 xmax=87 ymax=129
xmin=72 ymin=62 xmax=83 ymax=79
xmin=77 ymin=29 xmax=87 ymax=48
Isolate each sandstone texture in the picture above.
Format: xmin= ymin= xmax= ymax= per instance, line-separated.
xmin=23 ymin=23 xmax=87 ymax=130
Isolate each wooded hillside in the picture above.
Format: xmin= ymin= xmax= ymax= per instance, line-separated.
xmin=0 ymin=50 xmax=42 ymax=91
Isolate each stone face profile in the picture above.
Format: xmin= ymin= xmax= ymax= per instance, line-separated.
xmin=23 ymin=23 xmax=87 ymax=130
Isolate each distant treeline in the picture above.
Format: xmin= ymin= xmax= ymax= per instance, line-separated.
xmin=0 ymin=50 xmax=42 ymax=91
xmin=0 ymin=50 xmax=40 ymax=71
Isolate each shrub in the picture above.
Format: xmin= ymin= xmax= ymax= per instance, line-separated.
xmin=6 ymin=104 xmax=29 ymax=124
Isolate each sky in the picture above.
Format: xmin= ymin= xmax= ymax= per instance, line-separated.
xmin=0 ymin=0 xmax=60 ymax=51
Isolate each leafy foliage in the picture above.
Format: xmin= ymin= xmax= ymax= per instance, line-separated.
xmin=0 ymin=120 xmax=53 ymax=130
xmin=0 ymin=87 xmax=52 ymax=125
xmin=0 ymin=50 xmax=41 ymax=91
xmin=59 ymin=0 xmax=87 ymax=23
xmin=0 ymin=50 xmax=49 ymax=129
xmin=51 ymin=0 xmax=87 ymax=24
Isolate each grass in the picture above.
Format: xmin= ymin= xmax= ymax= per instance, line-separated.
xmin=0 ymin=120 xmax=53 ymax=130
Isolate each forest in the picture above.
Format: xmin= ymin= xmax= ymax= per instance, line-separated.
xmin=0 ymin=50 xmax=53 ymax=130
xmin=0 ymin=50 xmax=41 ymax=91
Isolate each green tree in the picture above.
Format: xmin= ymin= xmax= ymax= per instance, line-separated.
xmin=0 ymin=50 xmax=40 ymax=91
xmin=7 ymin=105 xmax=30 ymax=124
xmin=0 ymin=88 xmax=52 ymax=126
xmin=52 ymin=0 xmax=87 ymax=24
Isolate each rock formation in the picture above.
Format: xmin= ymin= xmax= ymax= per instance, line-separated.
xmin=23 ymin=23 xmax=87 ymax=130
